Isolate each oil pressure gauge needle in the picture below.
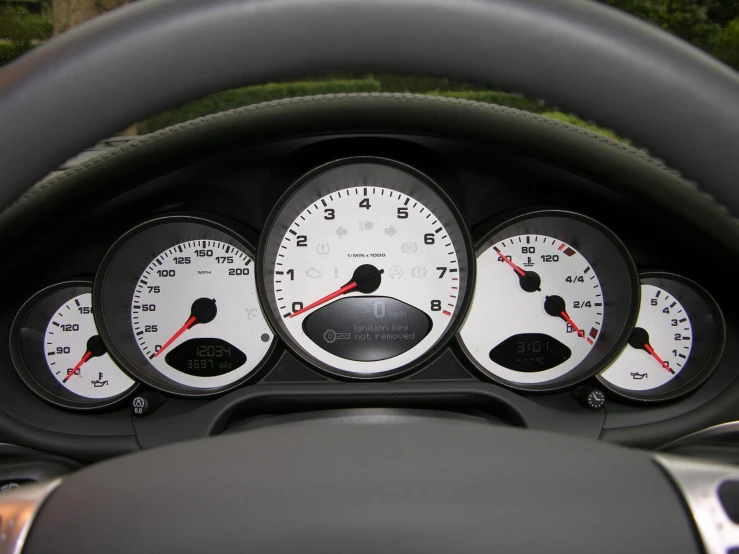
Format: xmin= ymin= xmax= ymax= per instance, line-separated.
xmin=290 ymin=265 xmax=384 ymax=318
xmin=62 ymin=335 xmax=107 ymax=383
xmin=153 ymin=298 xmax=217 ymax=358
xmin=628 ymin=327 xmax=675 ymax=374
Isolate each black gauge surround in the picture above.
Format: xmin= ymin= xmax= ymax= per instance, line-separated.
xmin=597 ymin=272 xmax=726 ymax=403
xmin=9 ymin=281 xmax=138 ymax=410
xmin=93 ymin=215 xmax=277 ymax=397
xmin=257 ymin=157 xmax=475 ymax=380
xmin=457 ymin=210 xmax=640 ymax=392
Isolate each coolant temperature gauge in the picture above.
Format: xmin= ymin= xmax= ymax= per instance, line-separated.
xmin=598 ymin=272 xmax=725 ymax=403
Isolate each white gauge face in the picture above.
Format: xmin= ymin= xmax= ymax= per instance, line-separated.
xmin=131 ymin=240 xmax=274 ymax=389
xmin=267 ymin=184 xmax=466 ymax=376
xmin=600 ymin=284 xmax=693 ymax=391
xmin=460 ymin=234 xmax=604 ymax=384
xmin=44 ymin=294 xmax=134 ymax=399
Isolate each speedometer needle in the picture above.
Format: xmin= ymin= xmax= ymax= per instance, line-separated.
xmin=628 ymin=327 xmax=675 ymax=374
xmin=290 ymin=264 xmax=384 ymax=318
xmin=153 ymin=298 xmax=217 ymax=358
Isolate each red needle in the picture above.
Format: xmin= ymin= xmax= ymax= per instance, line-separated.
xmin=290 ymin=282 xmax=358 ymax=318
xmin=153 ymin=315 xmax=197 ymax=358
xmin=559 ymin=310 xmax=588 ymax=341
xmin=643 ymin=343 xmax=675 ymax=374
xmin=495 ymin=249 xmax=526 ymax=277
xmin=63 ymin=351 xmax=92 ymax=383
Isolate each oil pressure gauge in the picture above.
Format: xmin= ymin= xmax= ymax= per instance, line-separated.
xmin=598 ymin=272 xmax=725 ymax=403
xmin=10 ymin=281 xmax=137 ymax=410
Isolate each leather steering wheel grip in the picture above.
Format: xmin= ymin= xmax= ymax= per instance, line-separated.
xmin=1 ymin=0 xmax=739 ymax=218
xmin=22 ymin=412 xmax=701 ymax=554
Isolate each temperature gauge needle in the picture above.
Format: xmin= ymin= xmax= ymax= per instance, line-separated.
xmin=290 ymin=265 xmax=384 ymax=318
xmin=628 ymin=327 xmax=675 ymax=374
xmin=153 ymin=298 xmax=217 ymax=358
xmin=544 ymin=295 xmax=593 ymax=344
xmin=495 ymin=247 xmax=526 ymax=277
xmin=63 ymin=335 xmax=107 ymax=383
xmin=494 ymin=248 xmax=541 ymax=292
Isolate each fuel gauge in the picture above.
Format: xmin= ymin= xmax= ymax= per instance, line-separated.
xmin=598 ymin=272 xmax=725 ymax=403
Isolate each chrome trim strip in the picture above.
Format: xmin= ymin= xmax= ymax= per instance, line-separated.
xmin=655 ymin=454 xmax=739 ymax=554
xmin=0 ymin=479 xmax=62 ymax=554
xmin=660 ymin=421 xmax=739 ymax=451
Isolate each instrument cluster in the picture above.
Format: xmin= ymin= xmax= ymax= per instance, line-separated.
xmin=8 ymin=158 xmax=726 ymax=410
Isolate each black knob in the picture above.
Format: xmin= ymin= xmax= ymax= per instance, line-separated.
xmin=572 ymin=386 xmax=606 ymax=411
xmin=131 ymin=391 xmax=165 ymax=417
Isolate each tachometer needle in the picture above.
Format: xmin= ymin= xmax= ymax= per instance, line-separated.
xmin=62 ymin=335 xmax=108 ymax=383
xmin=544 ymin=295 xmax=593 ymax=344
xmin=153 ymin=298 xmax=217 ymax=358
xmin=628 ymin=327 xmax=675 ymax=374
xmin=290 ymin=265 xmax=384 ymax=318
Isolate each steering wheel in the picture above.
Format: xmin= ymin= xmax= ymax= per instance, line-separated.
xmin=2 ymin=0 xmax=739 ymax=552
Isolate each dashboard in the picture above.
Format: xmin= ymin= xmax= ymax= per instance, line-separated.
xmin=1 ymin=102 xmax=738 ymax=462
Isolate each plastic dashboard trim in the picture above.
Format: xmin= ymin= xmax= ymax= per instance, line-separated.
xmin=0 ymin=94 xmax=737 ymax=457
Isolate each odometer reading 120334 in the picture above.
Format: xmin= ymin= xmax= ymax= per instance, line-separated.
xmin=258 ymin=159 xmax=474 ymax=379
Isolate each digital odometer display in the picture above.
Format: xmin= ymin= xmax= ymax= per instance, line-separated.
xmin=165 ymin=338 xmax=246 ymax=376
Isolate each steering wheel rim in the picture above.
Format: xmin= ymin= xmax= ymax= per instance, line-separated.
xmin=1 ymin=0 xmax=739 ymax=219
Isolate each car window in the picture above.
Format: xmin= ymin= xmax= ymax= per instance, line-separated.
xmin=2 ymin=0 xmax=738 ymax=138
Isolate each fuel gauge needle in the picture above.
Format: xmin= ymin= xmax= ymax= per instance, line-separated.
xmin=544 ymin=295 xmax=593 ymax=344
xmin=629 ymin=327 xmax=675 ymax=374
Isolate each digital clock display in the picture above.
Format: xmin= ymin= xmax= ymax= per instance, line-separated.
xmin=489 ymin=333 xmax=572 ymax=372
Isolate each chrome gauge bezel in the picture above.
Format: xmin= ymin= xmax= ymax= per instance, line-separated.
xmin=456 ymin=209 xmax=640 ymax=392
xmin=93 ymin=214 xmax=279 ymax=397
xmin=597 ymin=271 xmax=726 ymax=403
xmin=9 ymin=280 xmax=138 ymax=411
xmin=257 ymin=157 xmax=475 ymax=380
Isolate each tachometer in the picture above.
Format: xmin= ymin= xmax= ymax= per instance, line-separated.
xmin=10 ymin=281 xmax=137 ymax=410
xmin=94 ymin=215 xmax=276 ymax=396
xmin=258 ymin=158 xmax=474 ymax=379
xmin=458 ymin=211 xmax=639 ymax=391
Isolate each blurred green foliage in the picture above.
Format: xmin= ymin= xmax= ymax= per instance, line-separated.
xmin=1 ymin=0 xmax=739 ymax=141
xmin=714 ymin=17 xmax=739 ymax=68
xmin=602 ymin=0 xmax=722 ymax=48
xmin=144 ymin=78 xmax=382 ymax=131
xmin=0 ymin=4 xmax=52 ymax=64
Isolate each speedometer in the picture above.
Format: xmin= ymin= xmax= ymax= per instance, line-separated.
xmin=258 ymin=158 xmax=474 ymax=379
xmin=94 ymin=215 xmax=276 ymax=396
